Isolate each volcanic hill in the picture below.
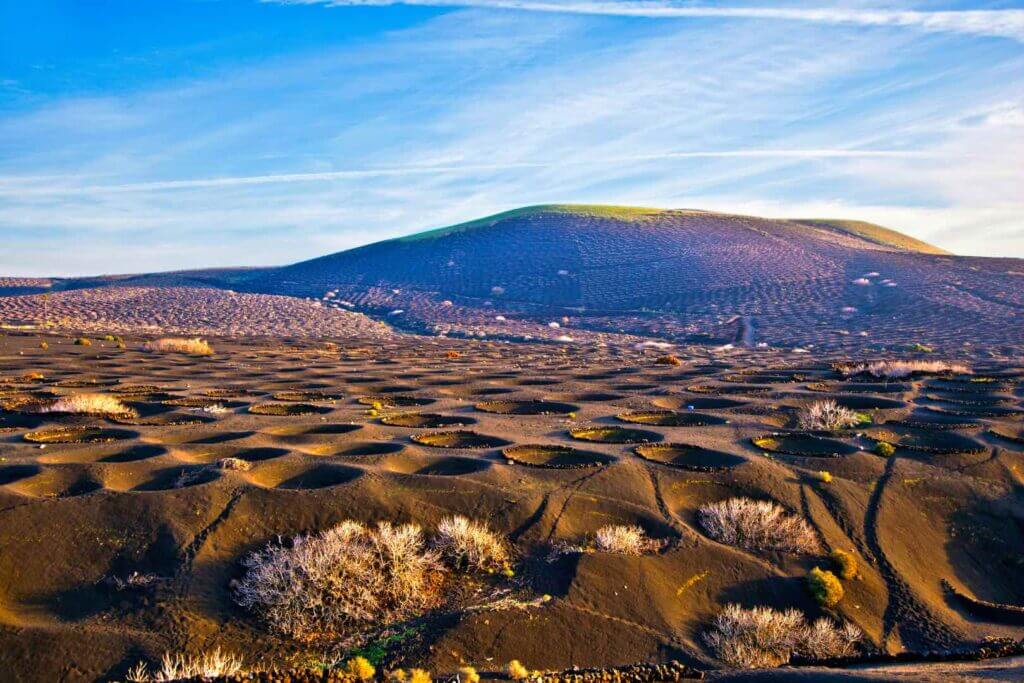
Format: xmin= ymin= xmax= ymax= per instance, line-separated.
xmin=242 ymin=205 xmax=1023 ymax=350
xmin=2 ymin=205 xmax=1022 ymax=350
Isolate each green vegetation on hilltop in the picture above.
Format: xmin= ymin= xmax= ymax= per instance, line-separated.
xmin=396 ymin=204 xmax=666 ymax=242
xmin=396 ymin=205 xmax=947 ymax=257
xmin=791 ymin=218 xmax=949 ymax=255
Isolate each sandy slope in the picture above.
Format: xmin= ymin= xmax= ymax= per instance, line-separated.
xmin=0 ymin=332 xmax=1022 ymax=681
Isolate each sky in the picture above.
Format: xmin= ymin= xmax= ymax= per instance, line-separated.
xmin=0 ymin=1 xmax=1022 ymax=276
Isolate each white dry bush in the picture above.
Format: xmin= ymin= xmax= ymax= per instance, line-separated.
xmin=704 ymin=604 xmax=861 ymax=669
xmin=215 ymin=457 xmax=252 ymax=472
xmin=434 ymin=516 xmax=509 ymax=571
xmin=125 ymin=647 xmax=243 ymax=681
xmin=797 ymin=400 xmax=861 ymax=431
xmin=40 ymin=392 xmax=137 ymax=417
xmin=593 ymin=525 xmax=658 ymax=555
xmin=839 ymin=360 xmax=968 ymax=379
xmin=234 ymin=521 xmax=445 ymax=641
xmin=698 ymin=498 xmax=820 ymax=554
xmin=144 ymin=337 xmax=214 ymax=356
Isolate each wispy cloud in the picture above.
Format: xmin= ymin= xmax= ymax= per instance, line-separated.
xmin=0 ymin=148 xmax=926 ymax=196
xmin=266 ymin=1 xmax=1024 ymax=42
xmin=2 ymin=3 xmax=1023 ymax=275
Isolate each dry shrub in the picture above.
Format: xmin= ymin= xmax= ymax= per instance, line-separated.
xmin=655 ymin=354 xmax=683 ymax=366
xmin=698 ymin=498 xmax=820 ymax=554
xmin=800 ymin=617 xmax=863 ymax=660
xmin=234 ymin=521 xmax=445 ymax=641
xmin=435 ymin=516 xmax=509 ymax=571
xmin=216 ymin=457 xmax=252 ymax=472
xmin=704 ymin=604 xmax=861 ymax=669
xmin=593 ymin=525 xmax=659 ymax=555
xmin=144 ymin=337 xmax=214 ymax=356
xmin=837 ymin=359 xmax=968 ymax=379
xmin=126 ymin=647 xmax=243 ymax=681
xmin=40 ymin=392 xmax=137 ymax=418
xmin=797 ymin=400 xmax=861 ymax=431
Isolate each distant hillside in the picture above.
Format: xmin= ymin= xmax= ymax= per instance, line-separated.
xmin=0 ymin=286 xmax=391 ymax=338
xmin=790 ymin=218 xmax=950 ymax=255
xmin=243 ymin=204 xmax=1023 ymax=349
xmin=3 ymin=205 xmax=1020 ymax=349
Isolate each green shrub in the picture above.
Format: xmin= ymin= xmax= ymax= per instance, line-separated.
xmin=874 ymin=441 xmax=895 ymax=457
xmin=829 ymin=549 xmax=857 ymax=580
xmin=73 ymin=337 xmax=92 ymax=346
xmin=807 ymin=567 xmax=844 ymax=608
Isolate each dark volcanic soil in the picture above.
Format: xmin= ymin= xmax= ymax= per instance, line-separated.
xmin=0 ymin=332 xmax=1023 ymax=681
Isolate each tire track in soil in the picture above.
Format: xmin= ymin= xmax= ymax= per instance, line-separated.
xmin=644 ymin=464 xmax=704 ymax=546
xmin=173 ymin=486 xmax=246 ymax=590
xmin=810 ymin=484 xmax=871 ymax=560
xmin=863 ymin=455 xmax=961 ymax=650
xmin=509 ymin=469 xmax=603 ymax=543
xmin=543 ymin=469 xmax=605 ymax=543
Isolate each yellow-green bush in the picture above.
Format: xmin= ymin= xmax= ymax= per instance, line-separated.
xmin=829 ymin=549 xmax=857 ymax=580
xmin=807 ymin=567 xmax=844 ymax=608
xmin=874 ymin=441 xmax=896 ymax=457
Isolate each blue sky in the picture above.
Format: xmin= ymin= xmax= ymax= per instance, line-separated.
xmin=1 ymin=1 xmax=1022 ymax=276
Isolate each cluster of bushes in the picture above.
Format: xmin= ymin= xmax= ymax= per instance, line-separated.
xmin=835 ymin=359 xmax=968 ymax=379
xmin=548 ymin=525 xmax=663 ymax=559
xmin=39 ymin=392 xmax=137 ymax=418
xmin=698 ymin=498 xmax=820 ymax=554
xmin=704 ymin=604 xmax=861 ymax=668
xmin=807 ymin=550 xmax=858 ymax=608
xmin=126 ymin=648 xmax=243 ymax=682
xmin=233 ymin=517 xmax=509 ymax=642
